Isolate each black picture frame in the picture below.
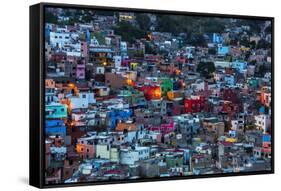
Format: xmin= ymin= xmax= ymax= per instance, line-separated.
xmin=30 ymin=2 xmax=274 ymax=188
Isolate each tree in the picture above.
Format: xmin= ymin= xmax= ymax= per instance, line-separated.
xmin=197 ymin=62 xmax=215 ymax=79
xmin=240 ymin=36 xmax=250 ymax=47
xmin=113 ymin=21 xmax=146 ymax=43
xmin=136 ymin=13 xmax=150 ymax=30
xmin=257 ymin=39 xmax=271 ymax=49
xmin=257 ymin=64 xmax=266 ymax=76
xmin=45 ymin=11 xmax=58 ymax=24
xmin=208 ymin=48 xmax=217 ymax=55
xmin=189 ymin=34 xmax=207 ymax=47
xmin=250 ymin=40 xmax=257 ymax=49
xmin=145 ymin=42 xmax=157 ymax=55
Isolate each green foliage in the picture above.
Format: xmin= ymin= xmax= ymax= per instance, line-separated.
xmin=156 ymin=15 xmax=227 ymax=34
xmin=197 ymin=61 xmax=215 ymax=79
xmin=95 ymin=10 xmax=115 ymax=16
xmin=208 ymin=48 xmax=217 ymax=55
xmin=155 ymin=15 xmax=227 ymax=44
xmin=91 ymin=32 xmax=105 ymax=45
xmin=257 ymin=64 xmax=266 ymax=76
xmin=236 ymin=19 xmax=264 ymax=34
xmin=45 ymin=11 xmax=58 ymax=24
xmin=136 ymin=13 xmax=151 ymax=30
xmin=239 ymin=36 xmax=250 ymax=47
xmin=145 ymin=42 xmax=157 ymax=55
xmin=113 ymin=21 xmax=146 ymax=43
xmin=189 ymin=34 xmax=207 ymax=47
xmin=225 ymin=54 xmax=233 ymax=62
xmin=81 ymin=14 xmax=93 ymax=23
xmin=250 ymin=40 xmax=257 ymax=49
xmin=257 ymin=39 xmax=271 ymax=49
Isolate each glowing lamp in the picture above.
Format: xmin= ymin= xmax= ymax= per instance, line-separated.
xmin=153 ymin=87 xmax=162 ymax=99
xmin=127 ymin=79 xmax=134 ymax=86
xmin=167 ymin=91 xmax=174 ymax=100
xmin=68 ymin=83 xmax=75 ymax=88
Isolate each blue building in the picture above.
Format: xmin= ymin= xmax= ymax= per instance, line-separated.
xmin=262 ymin=134 xmax=271 ymax=142
xmin=107 ymin=109 xmax=132 ymax=129
xmin=212 ymin=33 xmax=223 ymax=44
xmin=217 ymin=45 xmax=229 ymax=55
xmin=232 ymin=61 xmax=247 ymax=72
xmin=224 ymin=75 xmax=235 ymax=86
xmin=45 ymin=120 xmax=66 ymax=137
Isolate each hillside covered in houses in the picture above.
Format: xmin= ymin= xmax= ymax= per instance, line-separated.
xmin=44 ymin=7 xmax=272 ymax=184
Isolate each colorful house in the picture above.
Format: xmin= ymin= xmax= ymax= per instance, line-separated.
xmin=231 ymin=60 xmax=247 ymax=73
xmin=45 ymin=120 xmax=67 ymax=137
xmin=217 ymin=45 xmax=229 ymax=55
xmin=76 ymin=141 xmax=95 ymax=159
xmin=147 ymin=121 xmax=175 ymax=134
xmin=212 ymin=33 xmax=223 ymax=44
xmin=248 ymin=78 xmax=259 ymax=88
xmin=224 ymin=75 xmax=235 ymax=86
xmin=260 ymin=86 xmax=271 ymax=107
xmin=184 ymin=96 xmax=205 ymax=113
xmin=262 ymin=134 xmax=271 ymax=158
xmin=138 ymin=85 xmax=162 ymax=101
xmin=115 ymin=121 xmax=136 ymax=132
xmin=46 ymin=103 xmax=67 ymax=119
xmin=160 ymin=78 xmax=173 ymax=96
xmin=76 ymin=63 xmax=85 ymax=80
xmin=107 ymin=109 xmax=133 ymax=129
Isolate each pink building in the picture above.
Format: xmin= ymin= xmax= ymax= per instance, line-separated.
xmin=147 ymin=121 xmax=175 ymax=134
xmin=81 ymin=41 xmax=88 ymax=58
xmin=76 ymin=64 xmax=85 ymax=79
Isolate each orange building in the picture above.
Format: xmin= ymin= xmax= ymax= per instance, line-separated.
xmin=115 ymin=122 xmax=137 ymax=132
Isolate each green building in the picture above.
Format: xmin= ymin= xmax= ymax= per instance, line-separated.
xmin=165 ymin=154 xmax=183 ymax=168
xmin=160 ymin=78 xmax=173 ymax=96
xmin=248 ymin=78 xmax=259 ymax=88
xmin=46 ymin=103 xmax=67 ymax=119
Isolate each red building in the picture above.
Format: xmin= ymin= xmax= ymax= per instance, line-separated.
xmin=138 ymin=85 xmax=161 ymax=101
xmin=51 ymin=52 xmax=67 ymax=62
xmin=184 ymin=96 xmax=206 ymax=113
xmin=175 ymin=55 xmax=186 ymax=64
xmin=222 ymin=88 xmax=239 ymax=104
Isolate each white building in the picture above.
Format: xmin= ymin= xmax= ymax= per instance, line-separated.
xmin=95 ymin=144 xmax=120 ymax=162
xmin=190 ymin=79 xmax=206 ymax=91
xmin=114 ymin=56 xmax=122 ymax=68
xmin=96 ymin=67 xmax=105 ymax=74
xmin=72 ymin=113 xmax=86 ymax=121
xmin=214 ymin=61 xmax=231 ymax=68
xmin=50 ymin=32 xmax=71 ymax=48
xmin=255 ymin=114 xmax=271 ymax=133
xmin=120 ymin=146 xmax=150 ymax=165
xmin=69 ymin=92 xmax=96 ymax=109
